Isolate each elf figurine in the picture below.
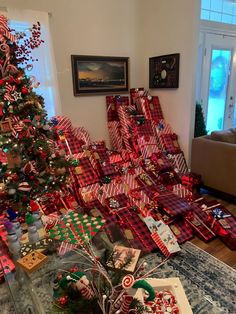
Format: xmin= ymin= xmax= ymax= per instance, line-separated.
xmin=59 ymin=271 xmax=94 ymax=300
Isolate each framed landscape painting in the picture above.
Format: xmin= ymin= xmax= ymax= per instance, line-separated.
xmin=71 ymin=55 xmax=129 ymax=95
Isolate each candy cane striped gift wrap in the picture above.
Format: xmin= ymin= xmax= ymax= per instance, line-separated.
xmin=109 ymin=152 xmax=123 ymax=164
xmin=169 ymin=152 xmax=188 ymax=174
xmin=108 ymin=121 xmax=124 ymax=151
xmin=122 ymin=173 xmax=139 ymax=190
xmin=172 ymin=184 xmax=192 ymax=199
xmin=96 ymin=182 xmax=120 ymax=205
xmin=73 ymin=126 xmax=91 ymax=145
xmin=151 ymin=232 xmax=170 ymax=256
xmin=137 ymin=136 xmax=160 ymax=159
xmin=53 ymin=116 xmax=73 ymax=130
xmin=58 ymin=242 xmax=77 ymax=256
xmin=155 ymin=119 xmax=172 ymax=135
xmin=106 ymin=96 xmax=119 ymax=121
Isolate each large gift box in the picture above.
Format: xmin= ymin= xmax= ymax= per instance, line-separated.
xmin=159 ymin=133 xmax=181 ymax=154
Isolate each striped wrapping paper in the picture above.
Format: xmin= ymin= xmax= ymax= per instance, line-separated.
xmin=117 ymin=105 xmax=132 ymax=136
xmin=108 ymin=121 xmax=124 ymax=151
xmin=79 ymin=183 xmax=100 ymax=203
xmin=172 ymin=184 xmax=192 ymax=199
xmin=151 ymin=232 xmax=170 ymax=256
xmin=73 ymin=126 xmax=91 ymax=145
xmin=96 ymin=182 xmax=119 ymax=205
xmin=168 ymin=152 xmax=188 ymax=174
xmin=122 ymin=173 xmax=139 ymax=190
xmin=130 ymin=87 xmax=145 ymax=106
xmin=53 ymin=116 xmax=73 ymax=130
xmin=109 ymin=152 xmax=123 ymax=164
xmin=155 ymin=119 xmax=172 ymax=135
xmin=106 ymin=96 xmax=119 ymax=121
xmin=137 ymin=135 xmax=160 ymax=159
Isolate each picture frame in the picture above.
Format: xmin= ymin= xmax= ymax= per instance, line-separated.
xmin=71 ymin=55 xmax=129 ymax=95
xmin=149 ymin=53 xmax=180 ymax=89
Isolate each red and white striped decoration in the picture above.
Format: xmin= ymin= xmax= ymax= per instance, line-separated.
xmin=109 ymin=152 xmax=123 ymax=164
xmin=155 ymin=119 xmax=172 ymax=135
xmin=151 ymin=232 xmax=171 ymax=257
xmin=122 ymin=173 xmax=139 ymax=190
xmin=53 ymin=116 xmax=72 ymax=131
xmin=58 ymin=242 xmax=76 ymax=256
xmin=169 ymin=152 xmax=188 ymax=174
xmin=0 ymin=15 xmax=16 ymax=42
xmin=96 ymin=182 xmax=119 ymax=204
xmin=120 ymin=295 xmax=133 ymax=314
xmin=108 ymin=121 xmax=124 ymax=151
xmin=117 ymin=106 xmax=131 ymax=136
xmin=4 ymin=84 xmax=15 ymax=102
xmin=137 ymin=136 xmax=160 ymax=159
xmin=73 ymin=126 xmax=91 ymax=145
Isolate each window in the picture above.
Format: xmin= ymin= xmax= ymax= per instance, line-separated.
xmin=4 ymin=9 xmax=61 ymax=118
xmin=201 ymin=0 xmax=236 ymax=25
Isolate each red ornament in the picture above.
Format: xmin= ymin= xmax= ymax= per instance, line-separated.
xmin=59 ymin=296 xmax=68 ymax=306
xmin=15 ymin=78 xmax=21 ymax=85
xmin=30 ymin=200 xmax=39 ymax=212
xmin=21 ymin=87 xmax=29 ymax=95
xmin=0 ymin=59 xmax=4 ymax=65
xmin=0 ymin=79 xmax=5 ymax=86
xmin=8 ymin=76 xmax=14 ymax=84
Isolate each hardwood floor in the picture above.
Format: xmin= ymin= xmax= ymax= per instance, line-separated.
xmin=190 ymin=194 xmax=236 ymax=270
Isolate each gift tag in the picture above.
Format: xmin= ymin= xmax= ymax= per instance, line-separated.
xmin=124 ymin=229 xmax=134 ymax=240
xmin=75 ymin=166 xmax=83 ymax=174
xmin=90 ymin=208 xmax=102 ymax=217
xmin=170 ymin=225 xmax=181 ymax=236
xmin=191 ymin=216 xmax=201 ymax=227
xmin=219 ymin=219 xmax=231 ymax=229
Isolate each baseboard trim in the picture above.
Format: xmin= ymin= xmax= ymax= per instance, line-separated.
xmin=199 ymin=185 xmax=236 ymax=204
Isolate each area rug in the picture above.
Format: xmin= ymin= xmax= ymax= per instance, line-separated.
xmin=0 ymin=241 xmax=235 ymax=313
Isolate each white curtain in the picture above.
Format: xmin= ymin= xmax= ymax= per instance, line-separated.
xmin=2 ymin=9 xmax=61 ymax=118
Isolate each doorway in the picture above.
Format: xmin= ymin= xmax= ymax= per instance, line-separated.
xmin=198 ymin=32 xmax=236 ymax=133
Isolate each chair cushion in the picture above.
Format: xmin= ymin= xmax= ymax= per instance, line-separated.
xmin=210 ymin=128 xmax=236 ymax=144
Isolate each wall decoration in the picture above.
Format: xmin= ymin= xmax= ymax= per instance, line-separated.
xmin=71 ymin=55 xmax=129 ymax=95
xmin=149 ymin=53 xmax=180 ymax=89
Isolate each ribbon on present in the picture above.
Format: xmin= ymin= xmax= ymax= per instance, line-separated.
xmin=185 ymin=211 xmax=215 ymax=237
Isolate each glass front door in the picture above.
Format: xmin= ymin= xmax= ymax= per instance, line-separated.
xmin=200 ymin=33 xmax=236 ymax=133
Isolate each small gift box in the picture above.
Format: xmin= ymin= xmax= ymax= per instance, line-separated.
xmin=133 ymin=118 xmax=155 ymax=137
xmin=130 ymin=87 xmax=145 ymax=107
xmin=144 ymin=217 xmax=180 ymax=256
xmin=105 ymin=193 xmax=134 ymax=213
xmin=137 ymin=135 xmax=160 ymax=159
xmin=159 ymin=133 xmax=181 ymax=154
xmin=151 ymin=152 xmax=173 ymax=172
xmin=155 ymin=119 xmax=172 ymax=135
xmin=182 ymin=172 xmax=201 ymax=188
xmin=73 ymin=157 xmax=99 ymax=187
xmin=106 ymin=96 xmax=119 ymax=121
xmin=136 ymin=172 xmax=155 ymax=187
xmin=157 ymin=191 xmax=191 ymax=217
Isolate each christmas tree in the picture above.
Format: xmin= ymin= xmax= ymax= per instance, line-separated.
xmin=194 ymin=102 xmax=207 ymax=137
xmin=0 ymin=15 xmax=72 ymax=213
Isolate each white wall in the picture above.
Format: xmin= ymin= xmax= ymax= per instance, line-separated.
xmin=137 ymin=0 xmax=200 ymax=163
xmin=1 ymin=0 xmax=140 ymax=147
xmin=0 ymin=0 xmax=200 ymax=161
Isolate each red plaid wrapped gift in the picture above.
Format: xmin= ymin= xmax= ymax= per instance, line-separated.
xmin=84 ymin=199 xmax=110 ymax=218
xmin=168 ymin=152 xmax=188 ymax=174
xmin=106 ymin=96 xmax=119 ymax=121
xmin=159 ymin=133 xmax=181 ymax=154
xmin=39 ymin=192 xmax=63 ymax=215
xmin=139 ymin=96 xmax=164 ymax=122
xmin=128 ymin=188 xmax=151 ymax=217
xmin=117 ymin=208 xmax=157 ymax=253
xmin=133 ymin=118 xmax=155 ymax=137
xmin=185 ymin=204 xmax=215 ymax=242
xmin=108 ymin=121 xmax=124 ymax=151
xmin=151 ymin=152 xmax=173 ymax=173
xmin=105 ymin=193 xmax=134 ymax=213
xmin=73 ymin=157 xmax=99 ymax=187
xmin=170 ymin=219 xmax=193 ymax=244
xmin=156 ymin=189 xmax=191 ymax=217
xmin=155 ymin=119 xmax=172 ymax=135
xmin=137 ymin=135 xmax=160 ymax=159
xmin=158 ymin=170 xmax=181 ymax=187
xmin=115 ymin=95 xmax=129 ymax=107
